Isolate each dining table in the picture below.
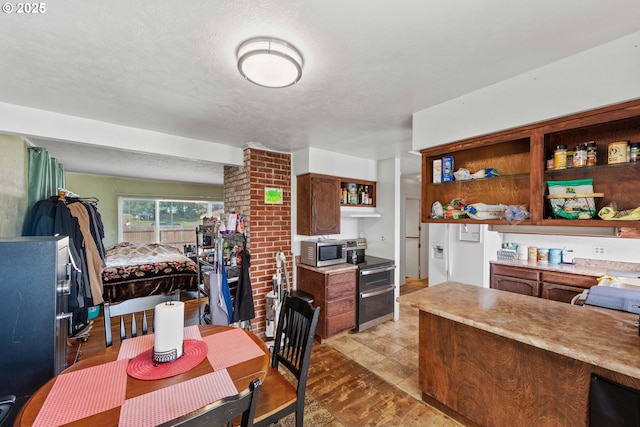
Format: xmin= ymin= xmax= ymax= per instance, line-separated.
xmin=14 ymin=324 xmax=270 ymax=427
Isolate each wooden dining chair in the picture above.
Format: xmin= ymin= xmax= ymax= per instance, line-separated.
xmin=103 ymin=293 xmax=177 ymax=347
xmin=253 ymin=294 xmax=320 ymax=427
xmin=159 ymin=379 xmax=260 ymax=427
xmin=0 ymin=395 xmax=16 ymax=426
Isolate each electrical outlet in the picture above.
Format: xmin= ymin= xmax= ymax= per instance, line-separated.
xmin=593 ymin=246 xmax=606 ymax=255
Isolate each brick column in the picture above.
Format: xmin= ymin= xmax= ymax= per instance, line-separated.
xmin=224 ymin=148 xmax=291 ymax=339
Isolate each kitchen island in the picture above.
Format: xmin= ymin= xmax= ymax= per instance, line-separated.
xmin=397 ymin=282 xmax=640 ymax=427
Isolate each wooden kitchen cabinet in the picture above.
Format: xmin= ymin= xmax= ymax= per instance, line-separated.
xmin=540 ymin=271 xmax=598 ymax=303
xmin=490 ymin=263 xmax=598 ymax=303
xmin=490 ymin=264 xmax=540 ymax=297
xmin=296 ymin=266 xmax=356 ymax=341
xmin=420 ymin=99 xmax=640 ymax=235
xmin=297 ymin=173 xmax=341 ymax=235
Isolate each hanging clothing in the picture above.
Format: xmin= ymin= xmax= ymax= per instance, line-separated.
xmin=22 ymin=195 xmax=106 ymax=334
xmin=221 ymin=263 xmax=234 ymax=324
xmin=233 ymin=250 xmax=255 ymax=322
xmin=207 ymin=268 xmax=232 ymax=326
xmin=67 ymin=202 xmax=104 ymax=305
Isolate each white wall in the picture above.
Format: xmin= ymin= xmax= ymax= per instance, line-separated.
xmin=412 ymin=31 xmax=640 ymax=149
xmin=500 ymin=232 xmax=640 ymax=264
xmin=291 ymin=147 xmax=378 ymax=255
xmin=362 ymin=158 xmax=401 ymax=320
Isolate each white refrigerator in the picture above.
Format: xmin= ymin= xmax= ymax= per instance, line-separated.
xmin=428 ymin=223 xmax=502 ymax=287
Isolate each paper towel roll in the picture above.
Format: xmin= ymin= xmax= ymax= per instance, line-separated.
xmin=154 ymin=301 xmax=184 ymax=361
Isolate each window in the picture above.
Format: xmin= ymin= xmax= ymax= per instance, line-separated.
xmin=119 ymin=198 xmax=224 ymax=249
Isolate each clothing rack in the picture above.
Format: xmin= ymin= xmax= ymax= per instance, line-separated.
xmin=57 ymin=188 xmax=99 ymax=206
xmin=58 ymin=187 xmax=80 ymax=200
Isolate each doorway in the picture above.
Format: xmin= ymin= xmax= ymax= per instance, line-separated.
xmin=404 ymin=198 xmax=420 ymax=279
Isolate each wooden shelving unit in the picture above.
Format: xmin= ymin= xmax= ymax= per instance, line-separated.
xmin=420 ymin=98 xmax=640 ymax=236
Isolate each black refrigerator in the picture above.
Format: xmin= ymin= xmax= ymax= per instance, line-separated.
xmin=0 ymin=236 xmax=71 ymax=424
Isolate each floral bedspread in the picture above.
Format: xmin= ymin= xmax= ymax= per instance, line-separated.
xmin=102 ymin=242 xmax=198 ymax=303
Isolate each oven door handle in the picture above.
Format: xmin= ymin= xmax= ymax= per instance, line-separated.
xmin=360 ymin=285 xmax=395 ymax=299
xmin=360 ymin=265 xmax=396 ymax=276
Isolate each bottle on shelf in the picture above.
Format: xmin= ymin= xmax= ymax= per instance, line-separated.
xmin=586 ymin=142 xmax=597 ymax=166
xmin=554 ymin=145 xmax=567 ymax=170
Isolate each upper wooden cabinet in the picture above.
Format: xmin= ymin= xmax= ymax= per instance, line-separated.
xmin=421 ymin=99 xmax=640 ymax=234
xmin=297 ymin=173 xmax=341 ymax=235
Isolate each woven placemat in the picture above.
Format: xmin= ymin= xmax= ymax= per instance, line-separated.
xmin=127 ymin=339 xmax=208 ymax=380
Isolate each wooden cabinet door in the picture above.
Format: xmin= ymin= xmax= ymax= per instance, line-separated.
xmin=491 ymin=274 xmax=540 ymax=297
xmin=296 ymin=174 xmax=340 ymax=235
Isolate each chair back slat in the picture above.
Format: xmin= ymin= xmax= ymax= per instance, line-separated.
xmin=272 ymin=294 xmax=320 ymax=386
xmin=103 ymin=292 xmax=178 ymax=347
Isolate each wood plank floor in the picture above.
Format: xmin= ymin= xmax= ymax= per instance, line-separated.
xmin=72 ymin=279 xmax=462 ymax=426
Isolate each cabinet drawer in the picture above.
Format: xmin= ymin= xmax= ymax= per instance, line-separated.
xmin=325 ymin=311 xmax=355 ymax=336
xmin=491 ymin=275 xmax=540 ymax=297
xmin=327 ymin=274 xmax=356 ymax=300
xmin=541 ymin=283 xmax=585 ymax=303
xmin=540 ymin=271 xmax=597 ymax=289
xmin=327 ymin=271 xmax=355 ymax=286
xmin=491 ymin=264 xmax=539 ymax=281
xmin=326 ymin=297 xmax=355 ymax=317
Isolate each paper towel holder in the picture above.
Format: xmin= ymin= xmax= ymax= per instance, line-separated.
xmin=152 ymin=300 xmax=185 ymax=365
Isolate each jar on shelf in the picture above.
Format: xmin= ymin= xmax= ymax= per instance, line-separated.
xmin=586 ymin=142 xmax=598 ymax=166
xmin=554 ymin=145 xmax=567 ymax=170
xmin=630 ymin=142 xmax=640 ymax=162
xmin=573 ymin=144 xmax=587 ymax=167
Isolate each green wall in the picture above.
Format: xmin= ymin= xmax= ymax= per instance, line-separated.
xmin=0 ymin=134 xmax=29 ymax=237
xmin=66 ymin=173 xmax=223 ymax=248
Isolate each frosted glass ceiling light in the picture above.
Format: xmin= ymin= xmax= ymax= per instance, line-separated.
xmin=237 ymin=38 xmax=303 ymax=88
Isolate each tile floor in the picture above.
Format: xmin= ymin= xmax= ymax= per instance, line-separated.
xmin=323 ymin=284 xmax=424 ymax=401
xmin=323 ymin=306 xmax=421 ymax=400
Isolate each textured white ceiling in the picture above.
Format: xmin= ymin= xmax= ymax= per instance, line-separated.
xmin=2 ymin=0 xmax=639 ymax=184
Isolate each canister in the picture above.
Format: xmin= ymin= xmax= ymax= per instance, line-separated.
xmin=608 ymin=141 xmax=629 ymax=164
xmin=538 ymin=248 xmax=549 ymax=263
xmin=554 ymin=145 xmax=567 ymax=170
xmin=549 ymin=248 xmax=562 ymax=264
xmin=517 ymin=245 xmax=528 ymax=261
xmin=528 ymin=246 xmax=538 ymax=262
xmin=562 ymin=248 xmax=575 ymax=264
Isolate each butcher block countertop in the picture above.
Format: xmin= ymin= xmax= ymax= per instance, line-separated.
xmin=398 ymin=282 xmax=640 ymax=380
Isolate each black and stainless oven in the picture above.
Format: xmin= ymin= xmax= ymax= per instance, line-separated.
xmin=354 ymin=255 xmax=396 ymax=332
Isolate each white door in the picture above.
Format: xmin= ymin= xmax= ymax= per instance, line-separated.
xmin=404 ymin=198 xmax=420 ymax=279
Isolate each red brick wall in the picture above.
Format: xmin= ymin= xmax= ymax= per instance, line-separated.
xmin=224 ymin=148 xmax=291 ymax=338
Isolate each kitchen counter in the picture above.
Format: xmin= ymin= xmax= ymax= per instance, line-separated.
xmin=490 ymin=257 xmax=640 ymax=278
xmin=294 ymin=257 xmax=358 ymax=274
xmin=398 ymin=282 xmax=640 ymax=427
xmin=398 ymin=282 xmax=640 ymax=379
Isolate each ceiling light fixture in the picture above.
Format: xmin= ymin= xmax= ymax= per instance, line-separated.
xmin=237 ymin=37 xmax=303 ymax=88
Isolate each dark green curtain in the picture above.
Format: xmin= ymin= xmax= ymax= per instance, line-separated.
xmin=27 ymin=147 xmax=65 ymax=208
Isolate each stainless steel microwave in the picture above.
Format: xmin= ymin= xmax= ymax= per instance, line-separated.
xmin=300 ymin=240 xmax=347 ymax=267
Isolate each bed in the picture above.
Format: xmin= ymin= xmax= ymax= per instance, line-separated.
xmin=101 ymin=242 xmax=198 ymax=304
